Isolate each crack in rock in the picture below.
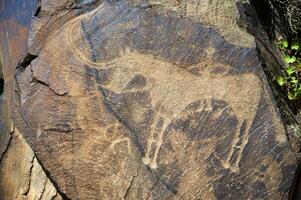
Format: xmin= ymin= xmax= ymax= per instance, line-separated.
xmin=124 ymin=167 xmax=139 ymax=199
xmin=16 ymin=53 xmax=38 ymax=73
xmin=29 ymin=65 xmax=68 ymax=96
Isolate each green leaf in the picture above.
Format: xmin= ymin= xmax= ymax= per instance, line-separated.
xmin=279 ymin=40 xmax=289 ymax=49
xmin=284 ymin=55 xmax=297 ymax=64
xmin=288 ymin=92 xmax=296 ymax=100
xmin=291 ymin=43 xmax=300 ymax=50
xmin=296 ymin=89 xmax=301 ymax=96
xmin=277 ymin=77 xmax=286 ymax=86
xmin=286 ymin=66 xmax=295 ymax=75
xmin=291 ymin=77 xmax=298 ymax=84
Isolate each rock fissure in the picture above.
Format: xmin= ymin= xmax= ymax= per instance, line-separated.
xmin=31 ymin=77 xmax=68 ymax=96
xmin=16 ymin=53 xmax=38 ymax=73
xmin=51 ymin=192 xmax=59 ymax=200
xmin=34 ymin=0 xmax=42 ymax=17
xmin=0 ymin=77 xmax=3 ymax=96
xmin=123 ymin=170 xmax=139 ymax=199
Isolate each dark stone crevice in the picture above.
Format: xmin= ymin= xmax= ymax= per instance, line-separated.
xmin=0 ymin=77 xmax=3 ymax=96
xmin=249 ymin=0 xmax=301 ymax=40
xmin=0 ymin=56 xmax=3 ymax=97
xmin=34 ymin=0 xmax=41 ymax=17
xmin=249 ymin=0 xmax=275 ymax=40
xmin=290 ymin=161 xmax=301 ymax=199
xmin=16 ymin=53 xmax=38 ymax=73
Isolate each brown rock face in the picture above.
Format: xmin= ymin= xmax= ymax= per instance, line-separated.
xmin=0 ymin=0 xmax=299 ymax=199
xmin=0 ymin=1 xmax=62 ymax=199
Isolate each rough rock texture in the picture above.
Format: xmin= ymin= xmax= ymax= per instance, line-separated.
xmin=0 ymin=128 xmax=62 ymax=200
xmin=0 ymin=79 xmax=62 ymax=200
xmin=0 ymin=1 xmax=62 ymax=199
xmin=1 ymin=0 xmax=300 ymax=199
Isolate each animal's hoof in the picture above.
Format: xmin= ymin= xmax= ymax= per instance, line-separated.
xmin=150 ymin=161 xmax=158 ymax=169
xmin=142 ymin=157 xmax=150 ymax=165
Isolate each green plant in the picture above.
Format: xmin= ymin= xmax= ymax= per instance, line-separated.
xmin=276 ymin=39 xmax=301 ymax=100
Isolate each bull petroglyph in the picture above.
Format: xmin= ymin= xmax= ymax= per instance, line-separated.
xmin=103 ymin=51 xmax=261 ymax=173
xmin=63 ymin=4 xmax=262 ymax=173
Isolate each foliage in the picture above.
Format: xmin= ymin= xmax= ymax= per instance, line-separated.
xmin=276 ymin=39 xmax=301 ymax=100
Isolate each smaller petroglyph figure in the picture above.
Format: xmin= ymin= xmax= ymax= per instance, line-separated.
xmin=110 ymin=137 xmax=132 ymax=154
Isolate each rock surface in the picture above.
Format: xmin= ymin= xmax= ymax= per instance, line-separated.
xmin=0 ymin=1 xmax=62 ymax=199
xmin=0 ymin=0 xmax=300 ymax=199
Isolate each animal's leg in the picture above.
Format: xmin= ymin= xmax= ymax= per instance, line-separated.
xmin=149 ymin=120 xmax=169 ymax=169
xmin=142 ymin=113 xmax=161 ymax=165
xmin=221 ymin=120 xmax=243 ymax=172
xmin=232 ymin=120 xmax=252 ymax=172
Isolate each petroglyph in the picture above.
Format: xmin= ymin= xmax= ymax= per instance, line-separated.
xmin=110 ymin=137 xmax=132 ymax=154
xmin=72 ymin=50 xmax=260 ymax=172
xmin=65 ymin=3 xmax=107 ymax=69
xmin=116 ymin=52 xmax=260 ymax=173
xmin=63 ymin=4 xmax=262 ymax=173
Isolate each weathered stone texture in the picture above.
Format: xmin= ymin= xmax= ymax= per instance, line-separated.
xmin=0 ymin=0 xmax=300 ymax=199
xmin=148 ymin=0 xmax=254 ymax=47
xmin=0 ymin=1 xmax=62 ymax=199
xmin=0 ymin=125 xmax=62 ymax=200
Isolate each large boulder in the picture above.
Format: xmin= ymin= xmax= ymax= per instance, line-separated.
xmin=1 ymin=0 xmax=299 ymax=199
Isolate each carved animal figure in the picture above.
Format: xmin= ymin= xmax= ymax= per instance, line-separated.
xmin=64 ymin=5 xmax=262 ymax=173
xmin=99 ymin=51 xmax=261 ymax=173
